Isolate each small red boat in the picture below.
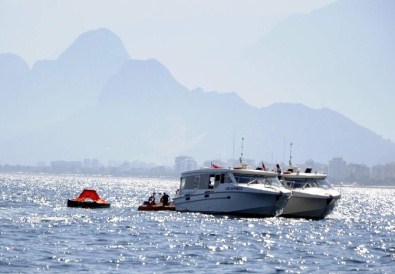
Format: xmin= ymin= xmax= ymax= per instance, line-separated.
xmin=138 ymin=192 xmax=174 ymax=211
xmin=138 ymin=203 xmax=175 ymax=211
xmin=67 ymin=189 xmax=110 ymax=208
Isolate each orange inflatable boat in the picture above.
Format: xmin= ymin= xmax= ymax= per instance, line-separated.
xmin=138 ymin=203 xmax=175 ymax=211
xmin=67 ymin=189 xmax=110 ymax=208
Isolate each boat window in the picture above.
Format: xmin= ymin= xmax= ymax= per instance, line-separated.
xmin=289 ymin=181 xmax=305 ymax=188
xmin=288 ymin=178 xmax=330 ymax=189
xmin=233 ymin=173 xmax=255 ymax=184
xmin=267 ymin=176 xmax=282 ymax=187
xmin=215 ymin=174 xmax=225 ymax=184
xmin=183 ymin=174 xmax=215 ymax=190
xmin=317 ymin=179 xmax=332 ymax=189
xmin=183 ymin=175 xmax=199 ymax=189
xmin=234 ymin=173 xmax=280 ymax=186
xmin=223 ymin=174 xmax=233 ymax=183
xmin=283 ymin=181 xmax=293 ymax=188
xmin=196 ymin=173 xmax=211 ymax=189
xmin=309 ymin=180 xmax=318 ymax=187
xmin=193 ymin=176 xmax=200 ymax=189
xmin=180 ymin=177 xmax=186 ymax=189
xmin=285 ymin=178 xmax=330 ymax=189
xmin=208 ymin=175 xmax=215 ymax=189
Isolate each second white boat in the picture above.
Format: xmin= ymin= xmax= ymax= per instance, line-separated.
xmin=279 ymin=167 xmax=341 ymax=219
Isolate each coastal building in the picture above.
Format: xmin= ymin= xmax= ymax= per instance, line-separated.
xmin=83 ymin=158 xmax=101 ymax=170
xmin=304 ymin=159 xmax=328 ymax=174
xmin=328 ymin=157 xmax=347 ymax=183
xmin=371 ymin=162 xmax=395 ymax=182
xmin=346 ymin=163 xmax=370 ymax=182
xmin=174 ymin=156 xmax=197 ymax=174
xmin=50 ymin=160 xmax=82 ymax=173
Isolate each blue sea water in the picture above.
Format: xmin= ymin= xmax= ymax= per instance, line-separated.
xmin=0 ymin=174 xmax=394 ymax=273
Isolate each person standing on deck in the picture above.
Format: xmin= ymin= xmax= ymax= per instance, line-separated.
xmin=161 ymin=192 xmax=170 ymax=206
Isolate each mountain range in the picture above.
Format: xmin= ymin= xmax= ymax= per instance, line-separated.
xmin=1 ymin=25 xmax=395 ymax=166
xmin=247 ymin=0 xmax=395 ymax=143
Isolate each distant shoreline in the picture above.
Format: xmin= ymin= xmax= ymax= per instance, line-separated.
xmin=336 ymin=184 xmax=395 ymax=189
xmin=1 ymin=171 xmax=394 ymax=188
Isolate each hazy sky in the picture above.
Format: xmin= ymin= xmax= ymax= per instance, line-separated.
xmin=3 ymin=0 xmax=393 ymax=143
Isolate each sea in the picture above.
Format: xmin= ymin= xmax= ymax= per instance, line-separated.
xmin=0 ymin=173 xmax=394 ymax=273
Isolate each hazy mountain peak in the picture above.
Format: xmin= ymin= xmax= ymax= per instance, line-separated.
xmin=100 ymin=58 xmax=188 ymax=105
xmin=31 ymin=28 xmax=131 ymax=75
xmin=17 ymin=28 xmax=133 ymax=128
xmin=0 ymin=53 xmax=29 ymax=75
xmin=58 ymin=28 xmax=130 ymax=64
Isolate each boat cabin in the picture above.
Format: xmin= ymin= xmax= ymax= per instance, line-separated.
xmin=180 ymin=171 xmax=228 ymax=190
xmin=179 ymin=168 xmax=280 ymax=191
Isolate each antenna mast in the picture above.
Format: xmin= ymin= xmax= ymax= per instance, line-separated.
xmin=232 ymin=133 xmax=235 ymax=167
xmin=289 ymin=142 xmax=293 ymax=167
xmin=239 ymin=137 xmax=244 ymax=165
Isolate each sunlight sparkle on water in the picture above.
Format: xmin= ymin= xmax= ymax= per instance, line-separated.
xmin=0 ymin=174 xmax=394 ymax=273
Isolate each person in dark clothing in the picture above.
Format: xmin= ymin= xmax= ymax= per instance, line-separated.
xmin=161 ymin=192 xmax=170 ymax=206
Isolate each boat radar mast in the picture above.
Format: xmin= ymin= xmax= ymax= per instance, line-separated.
xmin=289 ymin=142 xmax=293 ymax=167
xmin=239 ymin=137 xmax=244 ymax=166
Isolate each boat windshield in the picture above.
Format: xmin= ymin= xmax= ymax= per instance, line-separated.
xmin=233 ymin=173 xmax=281 ymax=187
xmin=283 ymin=178 xmax=332 ymax=189
xmin=317 ymin=178 xmax=332 ymax=189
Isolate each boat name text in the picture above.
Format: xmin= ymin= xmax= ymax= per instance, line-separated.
xmin=225 ymin=186 xmax=244 ymax=191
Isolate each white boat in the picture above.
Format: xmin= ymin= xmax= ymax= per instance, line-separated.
xmin=279 ymin=166 xmax=341 ymax=219
xmin=173 ymin=166 xmax=292 ymax=217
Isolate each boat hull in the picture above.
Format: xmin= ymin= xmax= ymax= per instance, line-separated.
xmin=67 ymin=199 xmax=111 ymax=208
xmin=138 ymin=204 xmax=175 ymax=211
xmin=174 ymin=191 xmax=289 ymax=217
xmin=280 ymin=193 xmax=340 ymax=219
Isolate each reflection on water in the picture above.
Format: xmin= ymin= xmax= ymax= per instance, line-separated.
xmin=0 ymin=174 xmax=394 ymax=273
